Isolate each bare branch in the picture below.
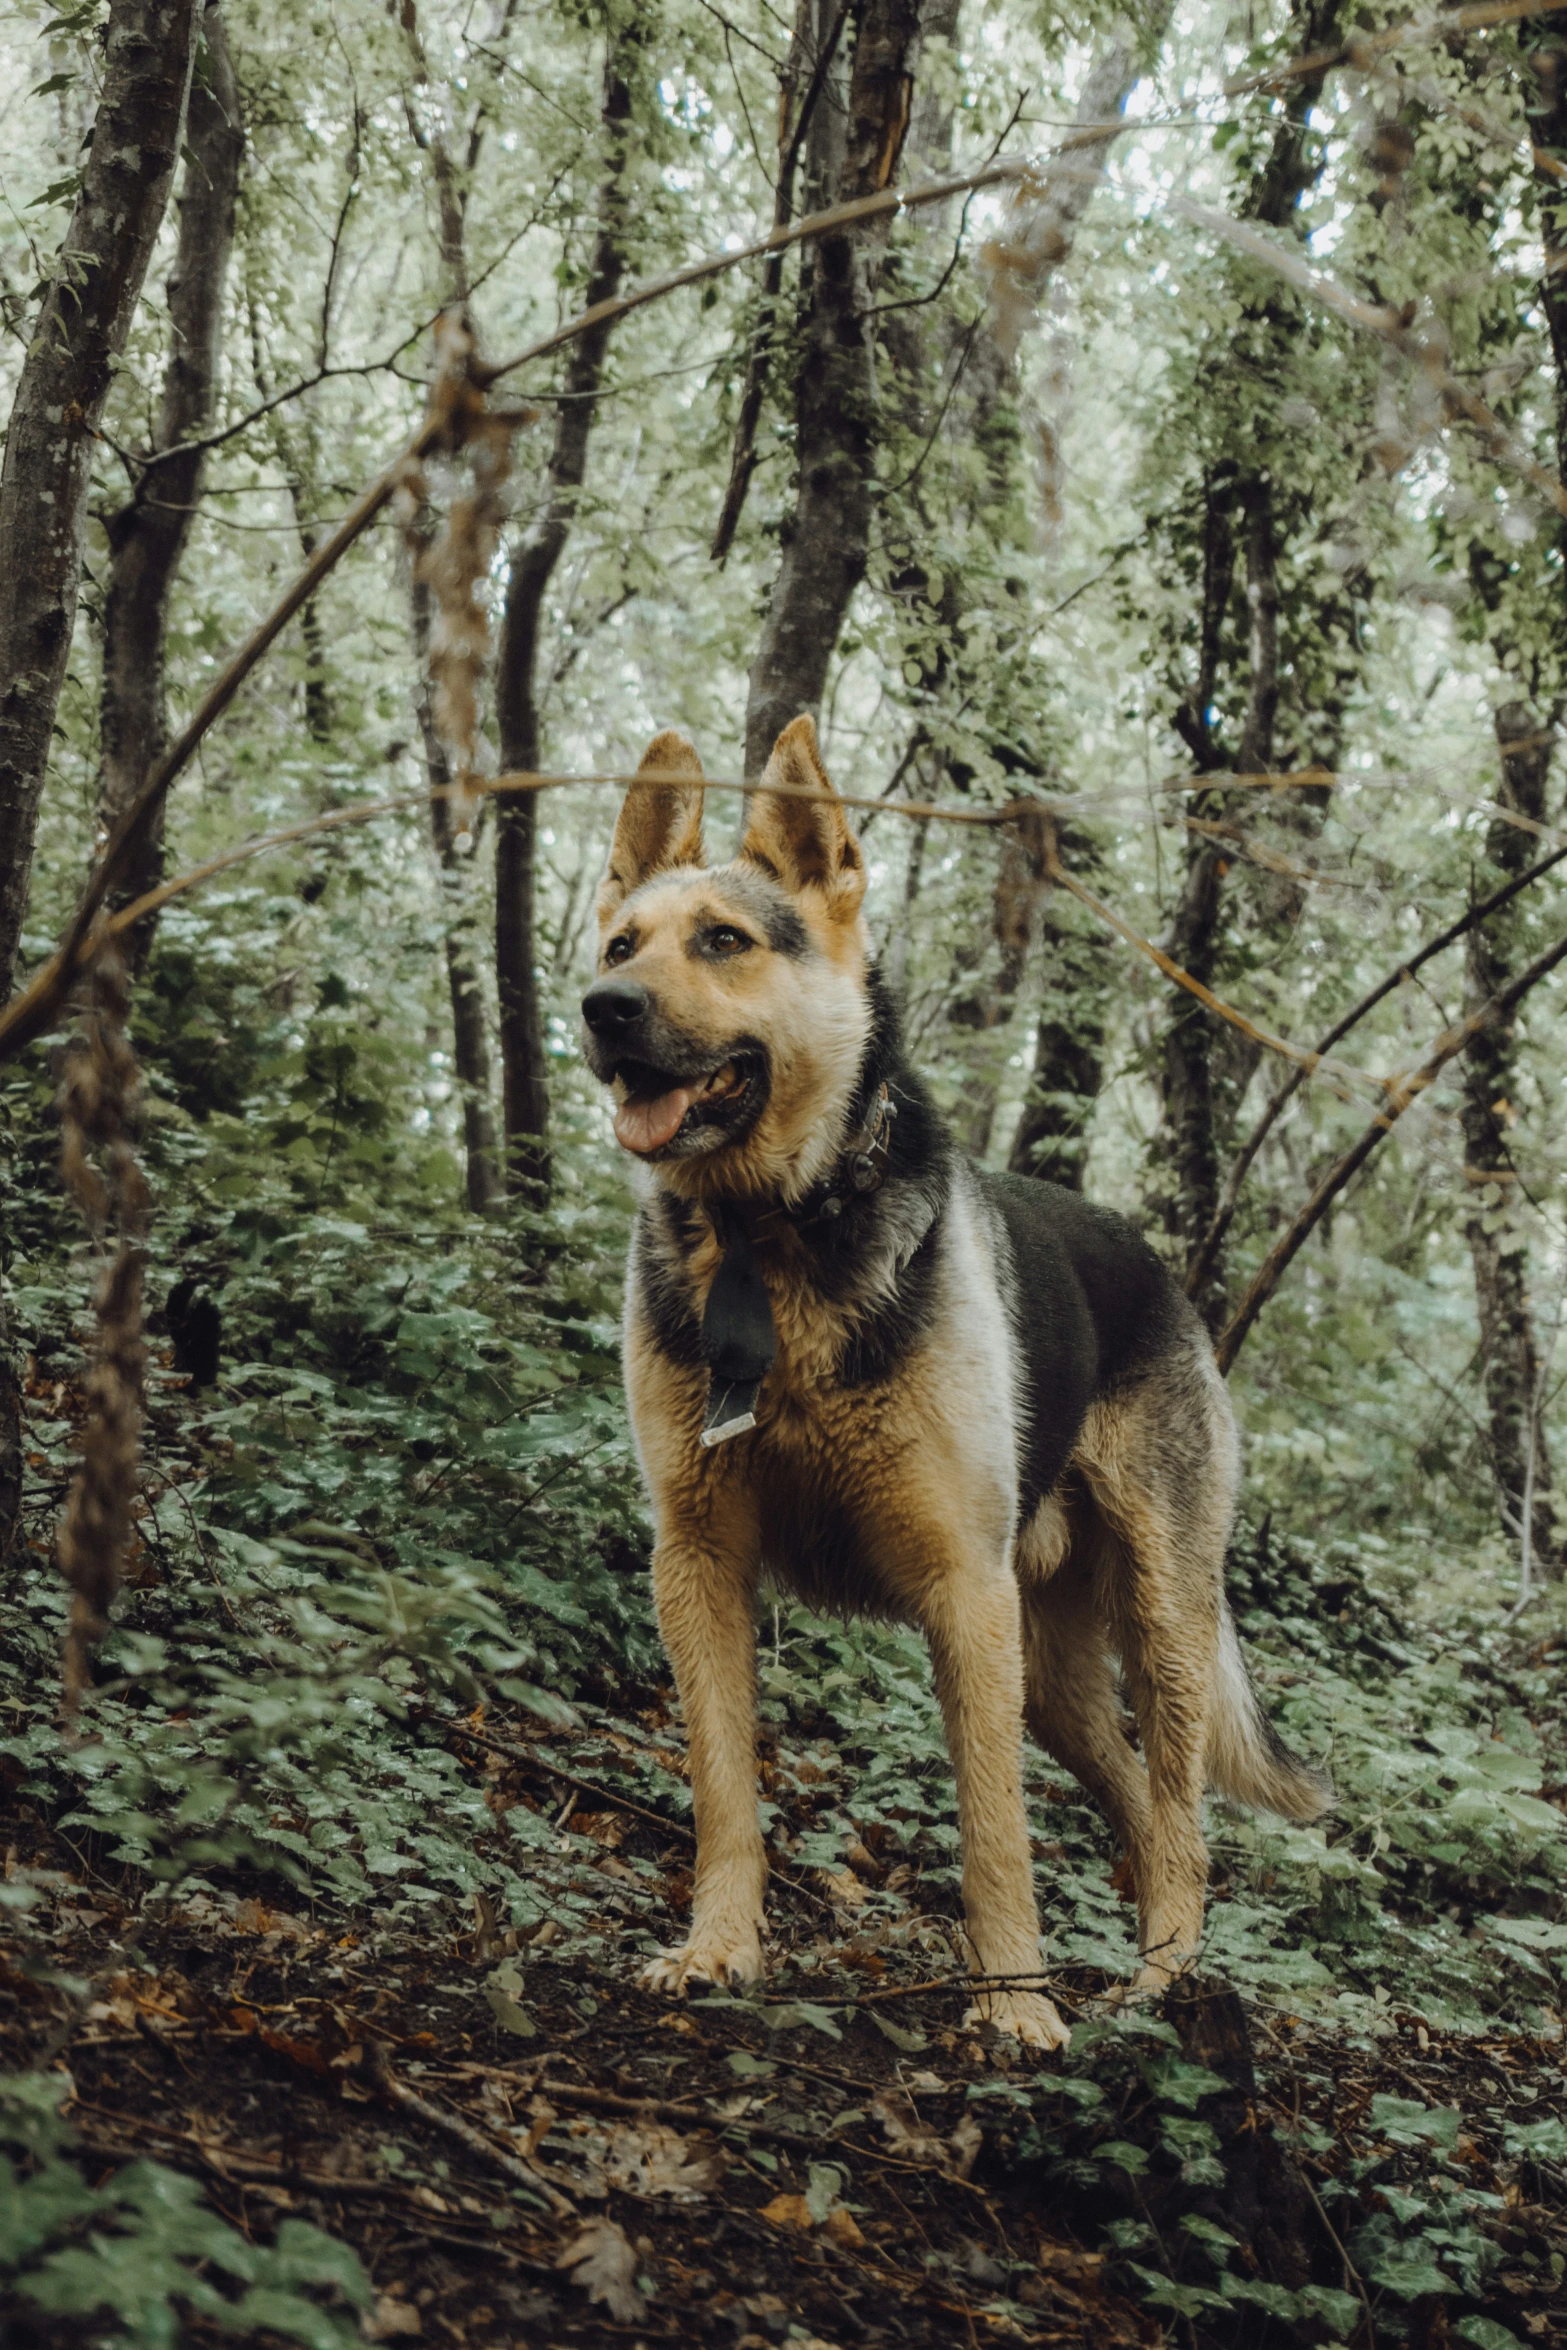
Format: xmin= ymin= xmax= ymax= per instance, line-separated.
xmin=1187 ymin=841 xmax=1567 ymax=1298
xmin=1216 ymin=923 xmax=1567 ymax=1375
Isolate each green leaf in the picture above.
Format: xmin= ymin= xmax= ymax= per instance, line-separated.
xmin=1455 ymin=2319 xmax=1527 ymax=2350
xmin=867 ymin=2010 xmax=927 ymax=2052
xmin=1366 ymin=2095 xmax=1462 ymax=2149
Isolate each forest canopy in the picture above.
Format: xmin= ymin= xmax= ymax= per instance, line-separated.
xmin=1 ymin=0 xmax=1566 ymax=2344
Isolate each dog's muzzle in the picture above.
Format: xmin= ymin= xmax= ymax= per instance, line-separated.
xmin=580 ymin=984 xmax=768 ymax=1160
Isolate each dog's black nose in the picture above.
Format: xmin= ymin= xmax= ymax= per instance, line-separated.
xmin=582 ymin=977 xmax=651 ymax=1035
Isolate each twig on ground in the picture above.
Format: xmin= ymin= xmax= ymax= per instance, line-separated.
xmin=361 ymin=2042 xmax=576 ymax=2216
xmin=459 ymin=2068 xmax=994 ymax=2190
xmin=442 ymin=1715 xmax=836 ymax=1913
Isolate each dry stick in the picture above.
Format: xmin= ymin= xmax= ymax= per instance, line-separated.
xmin=361 ymin=2042 xmax=575 ymax=2215
xmin=0 ymin=158 xmax=1039 ymax=1072
xmin=1215 ymin=921 xmax=1567 ymax=1375
xmin=1155 ymin=758 xmax=1567 ymax=859
xmin=81 ymin=751 xmax=1567 ymax=961
xmin=1296 ymin=2166 xmax=1377 ymax=2350
xmin=1187 ymin=841 xmax=1567 ymax=1298
xmin=473 ymin=2072 xmax=992 ymax=2191
xmin=1224 ymin=0 xmax=1567 ymax=100
xmin=77 ymin=770 xmax=1377 ymax=1090
xmin=444 ymin=1715 xmax=695 ymax=1842
xmin=1165 ymin=188 xmax=1567 ymax=524
xmin=443 ymin=1713 xmax=836 ymax=1915
xmin=1035 ymin=823 xmax=1368 ymax=1092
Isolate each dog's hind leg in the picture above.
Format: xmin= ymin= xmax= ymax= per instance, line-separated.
xmin=1018 ymin=1505 xmax=1153 ymax=1907
xmin=1075 ymin=1351 xmax=1236 ymax=1995
xmin=639 ymin=1480 xmax=768 ymax=1997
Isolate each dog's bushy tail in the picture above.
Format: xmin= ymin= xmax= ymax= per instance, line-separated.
xmin=1206 ymin=1604 xmax=1333 ymax=1820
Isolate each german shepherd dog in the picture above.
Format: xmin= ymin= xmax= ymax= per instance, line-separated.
xmin=581 ymin=716 xmax=1330 ymax=2050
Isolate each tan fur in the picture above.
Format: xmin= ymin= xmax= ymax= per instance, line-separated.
xmin=597 ymin=720 xmax=1324 ymax=2052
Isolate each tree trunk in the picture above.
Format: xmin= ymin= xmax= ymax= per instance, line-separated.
xmin=1159 ymin=467 xmax=1239 ymax=1327
xmin=743 ymin=0 xmax=923 ymax=781
xmin=710 ymin=0 xmax=850 ymax=565
xmin=1153 ymin=0 xmax=1345 ymax=1330
xmin=1008 ymin=834 xmax=1111 ymax=1188
xmin=1461 ymin=704 xmax=1557 ymax=1569
xmin=98 ymin=2 xmax=243 ymax=969
xmin=927 ymin=37 xmax=1144 ymax=1167
xmin=396 ymin=0 xmax=502 ymax=1214
xmin=0 ymin=0 xmax=200 ymax=1001
xmin=494 ymin=27 xmax=640 ymax=1196
xmin=0 ymin=1287 xmax=19 ymax=1569
xmin=949 ymin=820 xmax=1048 ymax=1156
xmin=1532 ymin=33 xmax=1567 ymax=509
xmin=410 ymin=560 xmax=501 ymax=1214
xmin=244 ymin=295 xmax=335 ymax=746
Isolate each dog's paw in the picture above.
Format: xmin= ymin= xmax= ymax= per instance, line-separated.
xmin=963 ymin=1990 xmax=1071 ymax=2054
xmin=1122 ymin=1950 xmax=1197 ymax=2004
xmin=639 ymin=1929 xmax=763 ymax=1997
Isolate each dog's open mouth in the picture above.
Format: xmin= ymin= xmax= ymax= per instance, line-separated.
xmin=612 ymin=1053 xmax=762 ymax=1157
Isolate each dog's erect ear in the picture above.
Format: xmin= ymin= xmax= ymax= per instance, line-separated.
xmin=598 ymin=732 xmax=706 ymax=921
xmin=739 ymin=716 xmax=865 ymax=920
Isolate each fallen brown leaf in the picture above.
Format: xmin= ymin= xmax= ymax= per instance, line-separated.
xmin=557 ymin=2216 xmax=646 ymax=2322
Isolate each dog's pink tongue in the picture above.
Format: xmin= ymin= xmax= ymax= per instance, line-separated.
xmin=614 ymin=1084 xmax=698 ymax=1155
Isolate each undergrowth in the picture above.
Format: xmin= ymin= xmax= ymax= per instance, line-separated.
xmin=1 ymin=1014 xmax=1564 ymax=2345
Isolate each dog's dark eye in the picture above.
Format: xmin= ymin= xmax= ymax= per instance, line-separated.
xmin=707 ymin=926 xmax=752 ymax=956
xmin=605 ymin=934 xmax=635 ymax=966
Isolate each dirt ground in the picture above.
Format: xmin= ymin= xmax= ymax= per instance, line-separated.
xmin=4 ymin=1694 xmax=1566 ymax=2350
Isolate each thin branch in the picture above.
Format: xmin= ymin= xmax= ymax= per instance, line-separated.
xmin=1187 ymin=842 xmax=1567 ymax=1297
xmin=1224 ymin=0 xmax=1567 ymax=102
xmin=132 ymin=345 xmax=430 ymax=474
xmin=1036 ymin=821 xmax=1370 ymax=1089
xmin=318 ymin=96 xmax=364 ymax=370
xmin=54 ymin=771 xmax=1374 ymax=1096
xmin=1216 ymin=922 xmax=1567 ymax=1375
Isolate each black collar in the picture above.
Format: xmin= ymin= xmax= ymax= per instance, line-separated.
xmin=782 ymin=1082 xmax=898 ymax=1230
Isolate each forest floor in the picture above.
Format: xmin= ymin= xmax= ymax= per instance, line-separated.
xmin=4 ymin=1679 xmax=1565 ymax=2350
xmin=3 ymin=1300 xmax=1567 ymax=2347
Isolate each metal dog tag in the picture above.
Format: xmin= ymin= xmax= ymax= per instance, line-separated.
xmin=701 ymin=1376 xmax=761 ymax=1448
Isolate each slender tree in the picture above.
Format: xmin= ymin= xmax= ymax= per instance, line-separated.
xmin=1152 ymin=0 xmax=1350 ymax=1329
xmin=0 ymin=0 xmax=201 ymax=998
xmin=494 ymin=16 xmax=641 ymax=1196
xmin=1459 ymin=706 xmax=1558 ymax=1567
xmin=97 ymin=2 xmax=244 ymax=969
xmin=0 ymin=0 xmax=199 ymax=1572
xmin=929 ymin=39 xmax=1146 ymax=1168
xmin=396 ymin=0 xmax=508 ymax=1212
xmin=1007 ymin=828 xmax=1111 ymax=1185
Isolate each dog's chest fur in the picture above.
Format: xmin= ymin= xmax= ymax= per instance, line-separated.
xmin=627 ymin=1167 xmax=1022 ymax=1615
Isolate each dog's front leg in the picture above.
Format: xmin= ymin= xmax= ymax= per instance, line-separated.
xmin=922 ymin=1563 xmax=1071 ymax=2054
xmin=640 ymin=1507 xmax=766 ymax=1996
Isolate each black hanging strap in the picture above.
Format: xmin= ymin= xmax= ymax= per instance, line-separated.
xmin=700 ymin=1214 xmax=776 ymax=1447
